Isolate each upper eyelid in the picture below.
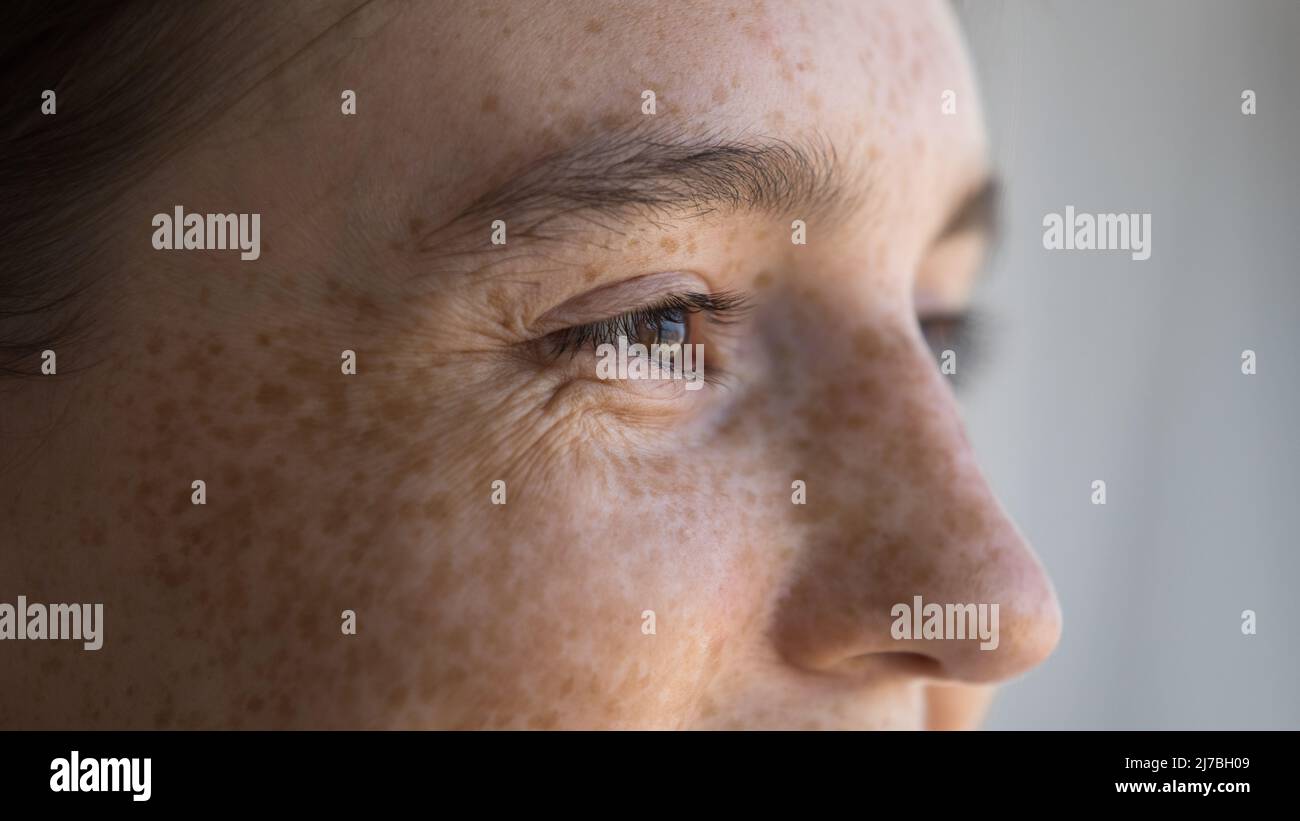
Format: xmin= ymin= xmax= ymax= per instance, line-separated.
xmin=528 ymin=271 xmax=714 ymax=334
xmin=541 ymin=291 xmax=752 ymax=354
xmin=547 ymin=290 xmax=750 ymax=333
xmin=580 ymin=291 xmax=752 ymax=335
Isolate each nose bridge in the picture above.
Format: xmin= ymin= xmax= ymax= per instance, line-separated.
xmin=770 ymin=314 xmax=1060 ymax=683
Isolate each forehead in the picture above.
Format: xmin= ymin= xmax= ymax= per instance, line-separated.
xmin=224 ymin=0 xmax=986 ymax=244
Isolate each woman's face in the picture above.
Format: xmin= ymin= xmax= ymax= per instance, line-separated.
xmin=2 ymin=0 xmax=1060 ymax=729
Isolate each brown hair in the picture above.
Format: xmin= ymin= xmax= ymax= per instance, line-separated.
xmin=0 ymin=0 xmax=273 ymax=376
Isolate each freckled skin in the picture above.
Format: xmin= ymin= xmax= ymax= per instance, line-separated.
xmin=0 ymin=0 xmax=1059 ymax=729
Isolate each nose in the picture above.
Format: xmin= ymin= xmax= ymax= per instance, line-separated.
xmin=769 ymin=316 xmax=1061 ymax=685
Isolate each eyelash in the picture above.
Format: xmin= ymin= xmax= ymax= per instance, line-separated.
xmin=919 ymin=308 xmax=989 ymax=388
xmin=537 ymin=295 xmax=986 ymax=390
xmin=543 ymin=291 xmax=751 ymax=359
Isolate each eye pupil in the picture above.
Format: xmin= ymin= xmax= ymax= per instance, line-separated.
xmin=634 ymin=311 xmax=688 ymax=347
xmin=657 ymin=312 xmax=687 ymax=346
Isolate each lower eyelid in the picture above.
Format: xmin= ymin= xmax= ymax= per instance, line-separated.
xmin=525 ymin=292 xmax=752 ymax=398
xmin=537 ymin=369 xmax=709 ymax=418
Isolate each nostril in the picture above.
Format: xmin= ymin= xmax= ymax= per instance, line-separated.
xmin=834 ymin=651 xmax=944 ymax=681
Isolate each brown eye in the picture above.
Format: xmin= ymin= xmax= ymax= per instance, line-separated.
xmin=540 ymin=291 xmax=748 ymax=362
xmin=632 ymin=310 xmax=688 ymax=347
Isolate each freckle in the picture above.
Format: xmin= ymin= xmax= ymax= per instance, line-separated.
xmin=199 ymin=286 xmax=210 ymax=307
xmin=584 ymin=18 xmax=604 ymax=33
xmin=323 ymin=503 xmax=352 ymax=534
xmin=273 ymin=527 xmax=304 ymax=554
xmin=767 ymin=110 xmax=785 ymax=127
xmin=709 ymin=637 xmax=727 ymax=660
xmin=481 ymin=94 xmax=499 ymax=113
xmin=207 ymin=341 xmax=224 ymax=357
xmin=354 ymin=295 xmax=380 ymax=322
xmin=254 ymin=382 xmax=303 ymax=412
xmin=424 ymin=493 xmax=448 ymax=521
xmin=237 ymin=424 xmax=264 ymax=447
xmin=409 ymin=216 xmax=425 ymax=237
xmin=220 ymin=463 xmax=245 ymax=488
xmin=145 ymin=334 xmax=165 ymax=356
xmin=255 ymin=332 xmax=271 ymax=347
xmin=486 ymin=286 xmax=509 ymax=313
xmin=40 ymin=656 xmax=65 ymax=674
xmin=560 ymin=77 xmax=575 ymax=91
xmin=528 ymin=709 xmax=560 ymax=729
xmin=806 ymin=92 xmax=822 ymax=110
xmin=378 ymin=394 xmax=417 ymax=424
xmin=397 ymin=499 xmax=419 ymax=522
xmin=155 ymin=556 xmax=190 ymax=588
xmin=659 ymin=236 xmax=678 ymax=253
xmin=387 ymin=685 xmax=410 ymax=708
xmin=712 ymin=85 xmax=729 ymax=104
xmin=583 ymin=264 xmax=601 ymax=282
xmin=754 ymin=271 xmax=773 ymax=288
xmin=154 ymin=398 xmax=177 ymax=424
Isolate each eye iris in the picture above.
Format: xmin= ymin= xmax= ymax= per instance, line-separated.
xmin=633 ymin=311 xmax=688 ymax=347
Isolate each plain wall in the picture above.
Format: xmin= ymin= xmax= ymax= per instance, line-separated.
xmin=953 ymin=0 xmax=1300 ymax=728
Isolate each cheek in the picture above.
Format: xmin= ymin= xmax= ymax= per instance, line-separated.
xmin=96 ymin=333 xmax=438 ymax=725
xmin=62 ymin=288 xmax=501 ymax=727
xmin=416 ymin=444 xmax=786 ymax=727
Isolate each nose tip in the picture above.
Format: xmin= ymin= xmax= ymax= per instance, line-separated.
xmin=771 ymin=521 xmax=1063 ymax=686
xmin=883 ymin=502 xmax=1063 ymax=684
xmin=917 ymin=559 xmax=1063 ymax=684
xmin=768 ymin=321 xmax=1062 ymax=689
xmin=768 ymin=407 xmax=1063 ymax=686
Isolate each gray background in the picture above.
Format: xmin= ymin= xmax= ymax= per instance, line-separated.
xmin=954 ymin=0 xmax=1299 ymax=728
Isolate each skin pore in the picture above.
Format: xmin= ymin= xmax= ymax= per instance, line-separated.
xmin=0 ymin=0 xmax=1060 ymax=729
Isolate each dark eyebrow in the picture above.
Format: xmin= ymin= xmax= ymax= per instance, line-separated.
xmin=424 ymin=123 xmax=858 ymax=251
xmin=935 ymin=175 xmax=1000 ymax=247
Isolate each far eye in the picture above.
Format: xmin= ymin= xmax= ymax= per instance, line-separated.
xmin=919 ymin=313 xmax=970 ymax=356
xmin=919 ymin=309 xmax=991 ymax=390
xmin=631 ymin=310 xmax=689 ymax=347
